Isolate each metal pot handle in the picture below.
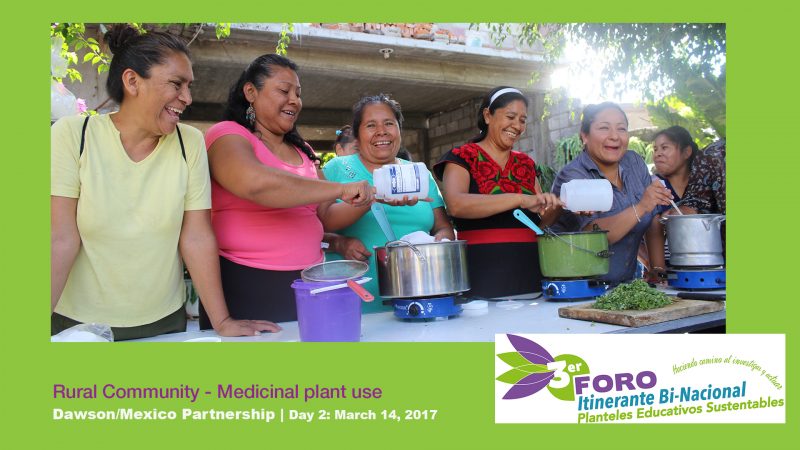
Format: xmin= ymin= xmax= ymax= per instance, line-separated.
xmin=701 ymin=215 xmax=726 ymax=231
xmin=385 ymin=239 xmax=427 ymax=263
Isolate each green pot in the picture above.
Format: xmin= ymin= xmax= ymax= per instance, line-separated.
xmin=538 ymin=230 xmax=610 ymax=278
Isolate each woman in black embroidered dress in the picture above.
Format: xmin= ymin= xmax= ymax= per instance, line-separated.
xmin=433 ymin=87 xmax=561 ymax=298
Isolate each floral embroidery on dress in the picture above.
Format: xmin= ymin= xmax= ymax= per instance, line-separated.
xmin=682 ymin=151 xmax=725 ymax=214
xmin=453 ymin=143 xmax=537 ymax=195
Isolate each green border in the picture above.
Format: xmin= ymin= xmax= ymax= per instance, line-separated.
xmin=4 ymin=1 xmax=796 ymax=447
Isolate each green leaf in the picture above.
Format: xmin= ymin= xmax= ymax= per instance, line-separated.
xmin=86 ymin=37 xmax=98 ymax=45
xmin=83 ymin=52 xmax=93 ymax=63
xmin=67 ymin=68 xmax=82 ymax=83
xmin=497 ymin=351 xmax=530 ymax=368
xmin=92 ymin=55 xmax=101 ymax=65
xmin=496 ymin=368 xmax=531 ymax=384
xmin=518 ymin=363 xmax=550 ymax=373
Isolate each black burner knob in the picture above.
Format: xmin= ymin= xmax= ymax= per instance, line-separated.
xmin=545 ymin=286 xmax=556 ymax=297
xmin=408 ymin=303 xmax=421 ymax=317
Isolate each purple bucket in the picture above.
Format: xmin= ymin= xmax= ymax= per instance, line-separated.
xmin=291 ymin=279 xmax=362 ymax=342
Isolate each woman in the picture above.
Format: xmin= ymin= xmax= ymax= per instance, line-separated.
xmin=551 ymin=102 xmax=673 ymax=285
xmin=202 ymin=54 xmax=372 ymax=328
xmin=334 ymin=125 xmax=357 ymax=156
xmin=322 ymin=94 xmax=455 ymax=311
xmin=645 ymin=126 xmax=726 ymax=281
xmin=51 ymin=25 xmax=278 ymax=340
xmin=433 ymin=87 xmax=561 ymax=298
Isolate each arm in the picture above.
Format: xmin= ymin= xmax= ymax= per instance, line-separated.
xmin=51 ymin=196 xmax=81 ymax=312
xmin=440 ymin=163 xmax=556 ymax=219
xmin=179 ymin=210 xmax=280 ymax=336
xmin=316 ymin=169 xmax=372 ymax=231
xmin=534 ymin=177 xmax=564 ymax=227
xmin=644 ymin=213 xmax=667 ymax=282
xmin=324 ymin=232 xmax=372 ymax=262
xmin=430 ymin=207 xmax=456 ymax=241
xmin=586 ymin=180 xmax=672 ymax=244
xmin=208 ymin=134 xmax=371 ymax=208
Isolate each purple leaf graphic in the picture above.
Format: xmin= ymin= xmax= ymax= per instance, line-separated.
xmin=502 ymin=371 xmax=555 ymax=400
xmin=506 ymin=334 xmax=554 ymax=365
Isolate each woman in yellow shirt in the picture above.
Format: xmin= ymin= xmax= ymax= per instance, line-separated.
xmin=50 ymin=25 xmax=286 ymax=340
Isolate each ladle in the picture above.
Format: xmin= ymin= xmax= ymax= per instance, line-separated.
xmin=669 ymin=199 xmax=685 ymax=216
xmin=371 ymin=203 xmax=396 ymax=242
xmin=512 ymin=209 xmax=544 ymax=235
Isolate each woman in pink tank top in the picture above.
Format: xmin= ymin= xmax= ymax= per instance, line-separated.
xmin=202 ymin=54 xmax=373 ymax=327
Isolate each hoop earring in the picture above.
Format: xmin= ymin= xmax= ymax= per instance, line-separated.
xmin=246 ymin=104 xmax=256 ymax=126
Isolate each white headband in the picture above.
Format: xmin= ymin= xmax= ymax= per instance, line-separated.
xmin=489 ymin=88 xmax=524 ymax=107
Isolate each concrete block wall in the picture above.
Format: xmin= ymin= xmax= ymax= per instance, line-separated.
xmin=425 ymin=97 xmax=482 ymax=167
xmin=423 ymin=92 xmax=580 ymax=169
xmin=542 ymin=95 xmax=583 ymax=167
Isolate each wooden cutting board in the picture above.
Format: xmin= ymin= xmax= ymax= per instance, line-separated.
xmin=558 ymin=299 xmax=724 ymax=327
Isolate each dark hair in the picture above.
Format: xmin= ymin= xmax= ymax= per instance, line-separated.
xmin=654 ymin=125 xmax=699 ymax=164
xmin=469 ymin=86 xmax=529 ymax=143
xmin=335 ymin=125 xmax=355 ymax=146
xmin=396 ymin=147 xmax=412 ymax=161
xmin=223 ymin=53 xmax=318 ymax=162
xmin=579 ymin=102 xmax=628 ymax=135
xmin=104 ymin=25 xmax=190 ymax=104
xmin=352 ymin=94 xmax=404 ymax=139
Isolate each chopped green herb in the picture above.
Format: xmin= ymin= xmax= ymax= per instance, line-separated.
xmin=594 ymin=280 xmax=672 ymax=311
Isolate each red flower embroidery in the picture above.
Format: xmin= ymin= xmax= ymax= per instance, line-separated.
xmin=453 ymin=145 xmax=539 ymax=195
xmin=478 ymin=178 xmax=498 ymax=194
xmin=476 ymin=161 xmax=497 ymax=180
xmin=453 ymin=145 xmax=478 ymax=166
xmin=498 ymin=179 xmax=521 ymax=193
xmin=511 ymin=162 xmax=533 ymax=183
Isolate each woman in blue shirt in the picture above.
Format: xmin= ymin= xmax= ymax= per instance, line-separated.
xmin=550 ymin=102 xmax=673 ymax=284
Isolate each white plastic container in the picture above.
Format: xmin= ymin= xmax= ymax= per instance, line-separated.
xmin=373 ymin=162 xmax=430 ymax=200
xmin=560 ymin=179 xmax=613 ymax=212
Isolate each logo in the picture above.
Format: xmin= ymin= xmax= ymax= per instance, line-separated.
xmin=496 ymin=334 xmax=589 ymax=401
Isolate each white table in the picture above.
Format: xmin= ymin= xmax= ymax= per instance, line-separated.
xmin=132 ymin=289 xmax=725 ymax=342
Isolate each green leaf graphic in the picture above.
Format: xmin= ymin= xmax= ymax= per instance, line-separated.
xmin=496 ymin=368 xmax=531 ymax=384
xmin=518 ymin=363 xmax=550 ymax=374
xmin=497 ymin=352 xmax=530 ymax=367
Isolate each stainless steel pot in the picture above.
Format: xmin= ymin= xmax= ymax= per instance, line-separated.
xmin=661 ymin=214 xmax=726 ymax=267
xmin=374 ymin=240 xmax=469 ymax=298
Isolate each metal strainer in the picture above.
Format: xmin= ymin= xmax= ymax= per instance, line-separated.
xmin=300 ymin=260 xmax=373 ymax=302
xmin=301 ymin=260 xmax=369 ymax=282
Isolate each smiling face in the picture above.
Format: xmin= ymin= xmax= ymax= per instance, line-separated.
xmin=357 ymin=103 xmax=401 ymax=166
xmin=132 ymin=51 xmax=193 ymax=136
xmin=246 ymin=65 xmax=302 ymax=136
xmin=581 ymin=107 xmax=629 ymax=166
xmin=484 ymin=99 xmax=527 ymax=150
xmin=653 ymin=134 xmax=692 ymax=177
